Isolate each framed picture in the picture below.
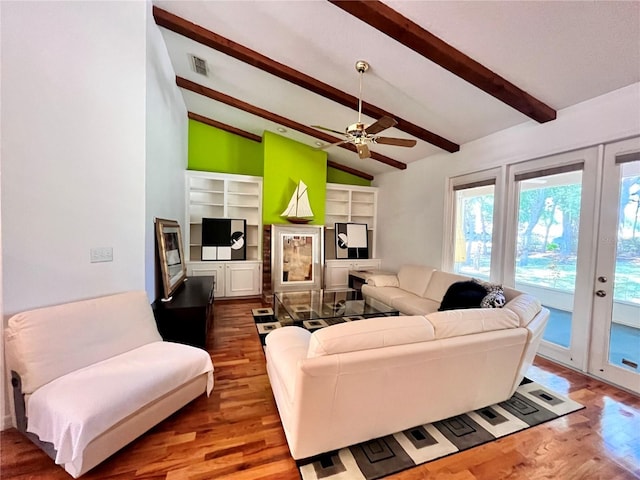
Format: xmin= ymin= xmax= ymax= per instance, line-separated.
xmin=335 ymin=223 xmax=369 ymax=259
xmin=272 ymin=225 xmax=324 ymax=292
xmin=201 ymin=218 xmax=246 ymax=261
xmin=155 ymin=218 xmax=187 ymax=300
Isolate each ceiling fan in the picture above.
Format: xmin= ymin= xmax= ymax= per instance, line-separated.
xmin=312 ymin=60 xmax=417 ymax=159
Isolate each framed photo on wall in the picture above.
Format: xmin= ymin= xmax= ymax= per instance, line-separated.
xmin=335 ymin=223 xmax=369 ymax=259
xmin=155 ymin=218 xmax=187 ymax=301
xmin=272 ymin=225 xmax=324 ymax=292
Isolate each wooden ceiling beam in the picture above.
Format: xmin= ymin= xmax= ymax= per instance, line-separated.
xmin=177 ymin=76 xmax=407 ymax=170
xmin=153 ymin=6 xmax=459 ymax=153
xmin=330 ymin=0 xmax=557 ymax=124
xmin=187 ymin=112 xmax=262 ymax=143
xmin=327 ymin=160 xmax=374 ymax=181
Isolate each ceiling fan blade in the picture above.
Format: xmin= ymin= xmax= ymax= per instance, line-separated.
xmin=373 ymin=137 xmax=417 ymax=147
xmin=356 ymin=143 xmax=370 ymax=159
xmin=311 ymin=125 xmax=346 ymax=136
xmin=365 ymin=116 xmax=397 ymax=135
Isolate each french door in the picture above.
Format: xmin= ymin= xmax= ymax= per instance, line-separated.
xmin=588 ymin=137 xmax=640 ymax=393
xmin=505 ymin=148 xmax=598 ymax=370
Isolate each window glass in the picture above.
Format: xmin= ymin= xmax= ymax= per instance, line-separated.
xmin=454 ymin=185 xmax=495 ymax=280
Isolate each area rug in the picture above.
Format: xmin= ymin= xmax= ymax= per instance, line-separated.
xmin=252 ymin=307 xmax=385 ymax=346
xmin=251 ymin=309 xmax=584 ymax=480
xmin=295 ymin=379 xmax=584 ymax=480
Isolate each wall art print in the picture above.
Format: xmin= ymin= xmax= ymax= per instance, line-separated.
xmin=201 ymin=218 xmax=246 ymax=261
xmin=335 ymin=223 xmax=369 ymax=259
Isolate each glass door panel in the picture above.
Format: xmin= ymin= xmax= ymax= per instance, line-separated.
xmin=515 ymin=171 xmax=583 ymax=350
xmin=590 ymin=138 xmax=640 ymax=393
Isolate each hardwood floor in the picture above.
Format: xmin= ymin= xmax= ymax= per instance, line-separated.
xmin=1 ymin=298 xmax=638 ymax=479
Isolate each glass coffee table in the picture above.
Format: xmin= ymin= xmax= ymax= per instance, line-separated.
xmin=273 ymin=289 xmax=399 ymax=331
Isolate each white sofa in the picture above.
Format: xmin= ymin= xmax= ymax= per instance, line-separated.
xmin=5 ymin=291 xmax=214 ymax=478
xmin=362 ymin=264 xmax=522 ymax=315
xmin=265 ymin=267 xmax=548 ymax=460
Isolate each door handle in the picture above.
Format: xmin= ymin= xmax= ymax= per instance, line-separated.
xmin=595 ymin=290 xmax=607 ymax=297
xmin=597 ymin=276 xmax=607 ymax=283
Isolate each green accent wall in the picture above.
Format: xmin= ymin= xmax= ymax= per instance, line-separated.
xmin=187 ymin=119 xmax=263 ymax=176
xmin=327 ymin=166 xmax=371 ymax=186
xmin=263 ymin=131 xmax=327 ymax=226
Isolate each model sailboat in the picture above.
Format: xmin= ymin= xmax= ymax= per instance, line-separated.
xmin=281 ymin=180 xmax=314 ymax=224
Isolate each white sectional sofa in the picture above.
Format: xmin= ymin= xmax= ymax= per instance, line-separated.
xmin=361 ymin=264 xmax=520 ymax=315
xmin=265 ymin=266 xmax=548 ymax=460
xmin=5 ymin=290 xmax=214 ymax=478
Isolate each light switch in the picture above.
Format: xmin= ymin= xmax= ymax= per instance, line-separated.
xmin=90 ymin=247 xmax=113 ymax=263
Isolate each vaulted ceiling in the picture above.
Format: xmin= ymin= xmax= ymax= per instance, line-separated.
xmin=153 ymin=1 xmax=640 ymax=180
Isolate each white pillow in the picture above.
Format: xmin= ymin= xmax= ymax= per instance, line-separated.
xmin=366 ymin=274 xmax=400 ymax=287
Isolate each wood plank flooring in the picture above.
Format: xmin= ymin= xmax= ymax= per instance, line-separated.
xmin=1 ymin=298 xmax=638 ymax=479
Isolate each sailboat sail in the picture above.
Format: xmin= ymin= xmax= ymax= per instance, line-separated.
xmin=281 ymin=180 xmax=314 ymax=220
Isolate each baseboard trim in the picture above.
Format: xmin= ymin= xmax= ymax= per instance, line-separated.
xmin=2 ymin=413 xmax=14 ymax=431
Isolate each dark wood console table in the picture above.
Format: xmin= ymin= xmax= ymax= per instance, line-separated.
xmin=152 ymin=276 xmax=214 ymax=350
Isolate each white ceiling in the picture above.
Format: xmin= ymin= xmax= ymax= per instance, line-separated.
xmin=153 ymin=0 xmax=640 ymax=179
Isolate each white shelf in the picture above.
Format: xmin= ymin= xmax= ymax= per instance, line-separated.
xmin=325 ymin=183 xmax=378 ymax=258
xmin=185 ymin=171 xmax=263 ymax=263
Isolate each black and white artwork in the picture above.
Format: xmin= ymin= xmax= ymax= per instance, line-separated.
xmin=201 ymin=218 xmax=246 ymax=261
xmin=335 ymin=223 xmax=369 ymax=259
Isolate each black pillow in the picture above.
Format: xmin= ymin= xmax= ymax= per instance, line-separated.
xmin=438 ymin=280 xmax=488 ymax=311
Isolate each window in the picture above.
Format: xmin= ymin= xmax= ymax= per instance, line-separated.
xmin=447 ymin=169 xmax=501 ymax=280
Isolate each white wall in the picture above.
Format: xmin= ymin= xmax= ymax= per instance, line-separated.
xmin=375 ymin=83 xmax=640 ymax=272
xmin=144 ymin=2 xmax=188 ymax=300
xmin=0 ymin=1 xmax=187 ymax=429
xmin=1 ymin=1 xmax=147 ymax=315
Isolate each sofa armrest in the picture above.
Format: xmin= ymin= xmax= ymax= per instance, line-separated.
xmin=366 ymin=274 xmax=399 ymax=287
xmin=265 ymin=327 xmax=312 ymax=403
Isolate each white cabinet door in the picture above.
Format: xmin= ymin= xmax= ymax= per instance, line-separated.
xmin=225 ymin=262 xmax=261 ymax=297
xmin=325 ymin=262 xmax=352 ymax=290
xmin=187 ymin=262 xmax=225 ymax=298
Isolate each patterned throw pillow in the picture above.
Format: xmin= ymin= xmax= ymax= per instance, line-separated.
xmin=472 ymin=279 xmax=506 ymax=309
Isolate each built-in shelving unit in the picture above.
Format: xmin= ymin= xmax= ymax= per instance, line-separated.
xmin=186 ymin=171 xmax=262 ymax=262
xmin=185 ymin=171 xmax=263 ymax=298
xmin=324 ymin=183 xmax=380 ymax=289
xmin=325 ymin=183 xmax=377 ymax=232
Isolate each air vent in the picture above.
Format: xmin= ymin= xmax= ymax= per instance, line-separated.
xmin=189 ymin=54 xmax=208 ymax=76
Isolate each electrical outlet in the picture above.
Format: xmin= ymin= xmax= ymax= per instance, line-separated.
xmin=90 ymin=247 xmax=113 ymax=263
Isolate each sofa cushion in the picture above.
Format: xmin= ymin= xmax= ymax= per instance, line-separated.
xmin=425 ymin=308 xmax=520 ymax=339
xmin=26 ymin=341 xmax=214 ymax=466
xmin=366 ymin=274 xmax=399 ymax=287
xmin=397 ymin=265 xmax=436 ymax=297
xmin=307 ymin=316 xmax=435 ymax=357
xmin=5 ymin=291 xmax=162 ymax=394
xmin=361 ymin=284 xmax=408 ymax=306
xmin=392 ymin=295 xmax=441 ymax=316
xmin=504 ymin=294 xmax=542 ymax=327
xmin=423 ymin=271 xmax=470 ymax=302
